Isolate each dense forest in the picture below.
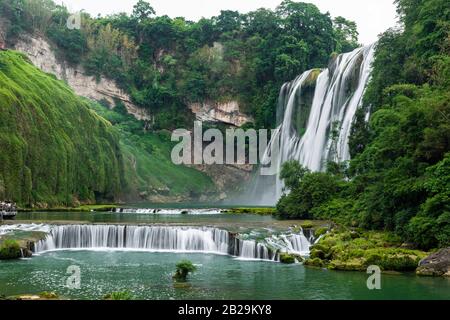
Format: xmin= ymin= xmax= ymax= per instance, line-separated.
xmin=0 ymin=0 xmax=359 ymax=130
xmin=277 ymin=0 xmax=449 ymax=250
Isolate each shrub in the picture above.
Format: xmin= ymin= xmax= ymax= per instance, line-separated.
xmin=279 ymin=253 xmax=296 ymax=264
xmin=304 ymin=257 xmax=325 ymax=268
xmin=0 ymin=239 xmax=21 ymax=260
xmin=173 ymin=260 xmax=197 ymax=282
xmin=314 ymin=227 xmax=329 ymax=238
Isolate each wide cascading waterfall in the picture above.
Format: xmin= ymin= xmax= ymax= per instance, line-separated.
xmin=32 ymin=224 xmax=312 ymax=262
xmin=247 ymin=44 xmax=376 ymax=205
xmin=35 ymin=225 xmax=230 ymax=254
xmin=113 ymin=208 xmax=224 ymax=215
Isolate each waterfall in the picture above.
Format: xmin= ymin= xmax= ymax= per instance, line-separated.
xmin=247 ymin=44 xmax=376 ymax=205
xmin=35 ymin=225 xmax=230 ymax=254
xmin=26 ymin=224 xmax=312 ymax=262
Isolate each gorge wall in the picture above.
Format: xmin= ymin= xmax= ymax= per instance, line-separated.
xmin=189 ymin=100 xmax=252 ymax=127
xmin=12 ymin=35 xmax=151 ymax=121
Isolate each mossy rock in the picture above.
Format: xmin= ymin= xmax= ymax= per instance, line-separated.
xmin=39 ymin=292 xmax=58 ymax=299
xmin=279 ymin=253 xmax=296 ymax=264
xmin=310 ymin=249 xmax=326 ymax=260
xmin=0 ymin=239 xmax=22 ymax=260
xmin=328 ymin=259 xmax=365 ymax=271
xmin=304 ymin=257 xmax=325 ymax=268
xmin=103 ymin=291 xmax=133 ymax=300
xmin=314 ymin=227 xmax=329 ymax=238
xmin=300 ymin=221 xmax=314 ymax=229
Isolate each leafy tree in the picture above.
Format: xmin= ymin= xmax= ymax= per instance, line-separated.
xmin=0 ymin=239 xmax=21 ymax=260
xmin=277 ymin=162 xmax=341 ymax=219
xmin=214 ymin=10 xmax=242 ymax=34
xmin=279 ymin=160 xmax=308 ymax=190
xmin=333 ymin=16 xmax=359 ymax=52
xmin=132 ymin=0 xmax=155 ymax=22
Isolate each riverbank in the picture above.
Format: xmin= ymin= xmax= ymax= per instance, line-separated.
xmin=18 ymin=204 xmax=118 ymax=213
xmin=223 ymin=208 xmax=276 ymax=216
xmin=304 ymin=225 xmax=450 ymax=277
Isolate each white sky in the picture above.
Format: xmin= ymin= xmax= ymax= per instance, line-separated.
xmin=57 ymin=0 xmax=398 ymax=44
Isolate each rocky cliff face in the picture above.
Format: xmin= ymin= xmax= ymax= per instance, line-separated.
xmin=417 ymin=248 xmax=450 ymax=277
xmin=12 ymin=35 xmax=151 ymax=121
xmin=189 ymin=101 xmax=253 ymax=127
xmin=0 ymin=17 xmax=7 ymax=47
xmin=192 ymin=163 xmax=253 ymax=200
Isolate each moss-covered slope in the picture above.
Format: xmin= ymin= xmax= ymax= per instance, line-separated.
xmin=88 ymin=101 xmax=215 ymax=201
xmin=0 ymin=51 xmax=124 ymax=207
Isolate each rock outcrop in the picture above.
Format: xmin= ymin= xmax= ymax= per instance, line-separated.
xmin=189 ymin=100 xmax=252 ymax=127
xmin=192 ymin=163 xmax=253 ymax=200
xmin=416 ymin=248 xmax=450 ymax=277
xmin=12 ymin=35 xmax=151 ymax=121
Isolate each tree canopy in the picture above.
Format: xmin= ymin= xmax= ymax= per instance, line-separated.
xmin=0 ymin=0 xmax=360 ymax=129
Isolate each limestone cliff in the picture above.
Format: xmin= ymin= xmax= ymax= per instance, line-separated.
xmin=12 ymin=35 xmax=151 ymax=121
xmin=192 ymin=164 xmax=253 ymax=200
xmin=189 ymin=100 xmax=253 ymax=127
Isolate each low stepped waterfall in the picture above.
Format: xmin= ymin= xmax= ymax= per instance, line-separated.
xmin=113 ymin=208 xmax=223 ymax=215
xmin=32 ymin=224 xmax=313 ymax=261
xmin=247 ymin=44 xmax=376 ymax=205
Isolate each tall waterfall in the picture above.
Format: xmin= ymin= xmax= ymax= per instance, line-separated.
xmin=31 ymin=224 xmax=313 ymax=262
xmin=248 ymin=44 xmax=376 ymax=205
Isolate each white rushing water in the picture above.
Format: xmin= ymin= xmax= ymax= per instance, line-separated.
xmin=247 ymin=44 xmax=376 ymax=205
xmin=0 ymin=224 xmax=313 ymax=262
xmin=0 ymin=223 xmax=52 ymax=235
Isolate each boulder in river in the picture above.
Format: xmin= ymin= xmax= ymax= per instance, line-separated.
xmin=416 ymin=248 xmax=450 ymax=277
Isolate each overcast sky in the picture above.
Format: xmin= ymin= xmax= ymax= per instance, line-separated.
xmin=56 ymin=0 xmax=398 ymax=44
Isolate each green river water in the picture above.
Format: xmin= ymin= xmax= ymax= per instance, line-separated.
xmin=1 ymin=210 xmax=449 ymax=300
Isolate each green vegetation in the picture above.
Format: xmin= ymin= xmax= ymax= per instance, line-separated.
xmin=0 ymin=0 xmax=359 ymax=130
xmin=279 ymin=252 xmax=296 ymax=264
xmin=89 ymin=101 xmax=214 ymax=199
xmin=0 ymin=50 xmax=213 ymax=207
xmin=173 ymin=260 xmax=197 ymax=282
xmin=103 ymin=291 xmax=133 ymax=300
xmin=0 ymin=50 xmax=124 ymax=207
xmin=300 ymin=221 xmax=314 ymax=229
xmin=304 ymin=228 xmax=427 ymax=272
xmin=0 ymin=239 xmax=21 ymax=260
xmin=276 ymin=0 xmax=450 ymax=251
xmin=224 ymin=207 xmax=275 ymax=215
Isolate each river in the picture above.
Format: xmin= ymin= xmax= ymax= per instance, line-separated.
xmin=1 ymin=209 xmax=449 ymax=300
